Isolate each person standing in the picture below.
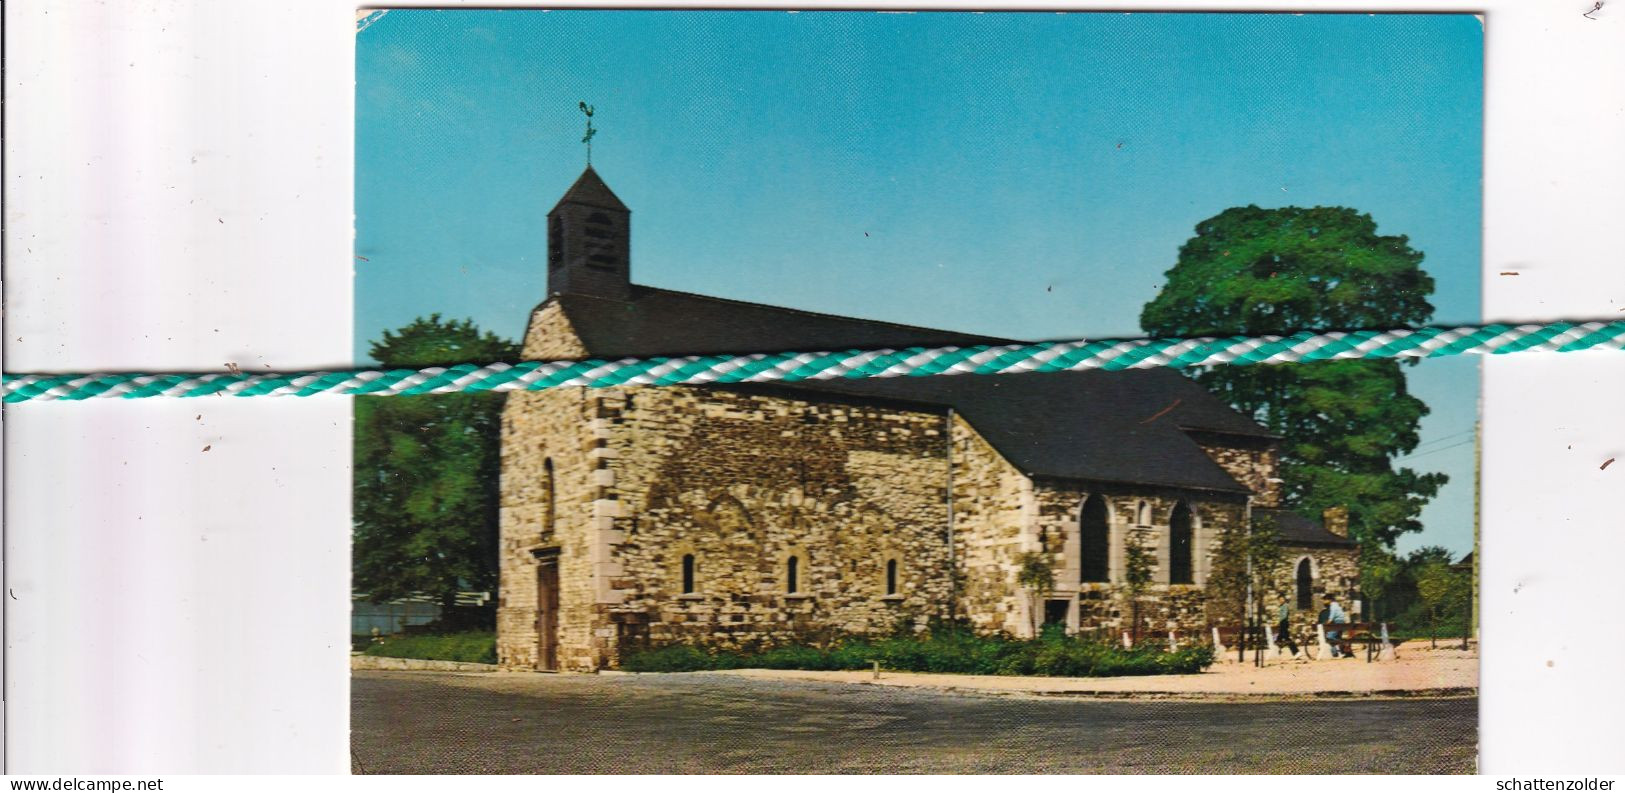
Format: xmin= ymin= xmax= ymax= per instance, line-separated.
xmin=1275 ymin=600 xmax=1301 ymax=658
xmin=1326 ymin=597 xmax=1349 ymax=657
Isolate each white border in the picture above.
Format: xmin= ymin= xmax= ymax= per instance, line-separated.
xmin=5 ymin=0 xmax=1624 ymax=774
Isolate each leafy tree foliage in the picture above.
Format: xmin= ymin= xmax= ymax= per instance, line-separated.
xmin=1122 ymin=528 xmax=1156 ymax=641
xmin=1015 ymin=550 xmax=1057 ymax=636
xmin=1209 ymin=515 xmax=1285 ymax=618
xmin=1370 ymin=544 xmax=1470 ymax=632
xmin=1141 ymin=206 xmax=1447 ymax=549
xmin=1208 ymin=514 xmax=1285 ymax=661
xmin=1414 ymin=556 xmax=1471 ymax=648
xmin=353 ymin=315 xmax=520 ymax=608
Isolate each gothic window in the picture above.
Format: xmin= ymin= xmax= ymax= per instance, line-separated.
xmin=1169 ymin=501 xmax=1194 ymax=585
xmin=1136 ymin=500 xmax=1152 ymax=526
xmin=1296 ymin=558 xmax=1313 ymax=610
xmin=885 ymin=559 xmax=898 ymax=596
xmin=1079 ymin=497 xmax=1109 ymax=583
xmin=681 ymin=554 xmax=696 ymax=595
xmin=787 ymin=556 xmax=801 ymax=594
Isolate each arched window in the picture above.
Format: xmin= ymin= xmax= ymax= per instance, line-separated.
xmin=681 ymin=554 xmax=696 ymax=595
xmin=1079 ymin=497 xmax=1109 ymax=583
xmin=786 ymin=556 xmax=801 ymax=594
xmin=885 ymin=559 xmax=898 ymax=596
xmin=543 ymin=458 xmax=556 ymax=533
xmin=1136 ymin=501 xmax=1152 ymax=526
xmin=1169 ymin=502 xmax=1194 ymax=585
xmin=1296 ymin=558 xmax=1313 ymax=610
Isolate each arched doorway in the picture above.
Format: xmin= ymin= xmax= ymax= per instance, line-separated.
xmin=1296 ymin=558 xmax=1313 ymax=609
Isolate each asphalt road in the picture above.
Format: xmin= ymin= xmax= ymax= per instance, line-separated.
xmin=351 ymin=670 xmax=1477 ymax=774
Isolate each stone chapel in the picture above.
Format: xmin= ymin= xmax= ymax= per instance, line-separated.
xmin=497 ymin=166 xmax=1359 ymax=671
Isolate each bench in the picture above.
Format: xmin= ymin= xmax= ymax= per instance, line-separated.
xmin=1313 ymin=622 xmax=1407 ymax=661
xmin=1205 ymin=625 xmax=1284 ymax=661
xmin=1163 ymin=625 xmax=1259 ymax=653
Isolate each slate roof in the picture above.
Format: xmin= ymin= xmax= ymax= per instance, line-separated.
xmin=550 ymin=166 xmax=628 ymax=213
xmin=548 ymin=286 xmax=1277 ymax=494
xmin=1254 ymin=507 xmax=1358 ymax=548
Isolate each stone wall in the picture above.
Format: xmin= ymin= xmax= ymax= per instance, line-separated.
xmin=1188 ymin=431 xmax=1281 ymax=508
xmin=948 ymin=415 xmax=1034 ymax=636
xmin=520 ymin=299 xmax=591 ymax=360
xmin=496 ymin=295 xmax=1331 ymax=668
xmin=1031 ymin=483 xmax=1249 ymax=637
xmin=1272 ymin=545 xmax=1362 ymax=641
xmin=596 ymin=386 xmax=958 ymax=663
xmin=497 ymin=387 xmax=604 ymax=670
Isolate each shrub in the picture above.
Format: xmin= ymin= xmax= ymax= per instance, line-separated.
xmin=618 ymin=643 xmax=717 ymax=672
xmin=617 ymin=630 xmax=1214 ymax=678
xmin=362 ymin=631 xmax=496 ymax=664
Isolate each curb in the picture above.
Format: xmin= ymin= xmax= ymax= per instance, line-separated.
xmin=351 ymin=655 xmax=500 ymax=673
xmin=839 ymin=679 xmax=1478 ymax=702
xmin=947 ymin=685 xmax=1480 ymax=702
xmin=707 ymin=670 xmax=1478 ymax=702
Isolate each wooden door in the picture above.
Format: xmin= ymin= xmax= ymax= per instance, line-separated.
xmin=535 ymin=559 xmax=560 ymax=671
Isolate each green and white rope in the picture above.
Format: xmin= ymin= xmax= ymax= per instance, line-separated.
xmin=3 ymin=320 xmax=1622 ymax=403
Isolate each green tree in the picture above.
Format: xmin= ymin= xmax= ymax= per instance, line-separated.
xmin=1015 ymin=550 xmax=1056 ymax=637
xmin=1358 ymin=545 xmax=1403 ymax=621
xmin=1122 ymin=528 xmax=1155 ymax=643
xmin=1208 ymin=514 xmax=1285 ymax=662
xmin=1367 ymin=545 xmax=1457 ymax=628
xmin=1140 ymin=205 xmax=1447 ymax=550
xmin=1414 ymin=559 xmax=1469 ymax=649
xmin=353 ymin=315 xmax=520 ymax=612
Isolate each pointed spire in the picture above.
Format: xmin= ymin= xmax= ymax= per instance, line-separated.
xmin=550 ymin=165 xmax=628 ymax=214
xmin=547 ymin=166 xmax=631 ymax=300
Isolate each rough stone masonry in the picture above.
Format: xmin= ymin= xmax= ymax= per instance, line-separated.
xmin=496 ymin=166 xmax=1360 ymax=671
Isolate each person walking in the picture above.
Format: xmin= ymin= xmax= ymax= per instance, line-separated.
xmin=1275 ymin=600 xmax=1301 ymax=658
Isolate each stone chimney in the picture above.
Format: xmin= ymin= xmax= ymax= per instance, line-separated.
xmin=1322 ymin=506 xmax=1350 ymax=538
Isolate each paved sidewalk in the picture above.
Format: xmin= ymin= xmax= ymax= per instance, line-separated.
xmin=709 ymin=645 xmax=1478 ymax=699
xmin=354 ymin=669 xmax=1478 ymax=773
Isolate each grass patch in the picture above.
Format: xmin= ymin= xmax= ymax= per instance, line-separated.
xmin=362 ymin=631 xmax=497 ymax=664
xmin=620 ymin=629 xmax=1214 ymax=677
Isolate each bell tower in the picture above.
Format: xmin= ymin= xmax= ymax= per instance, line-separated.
xmin=547 ymin=165 xmax=631 ymax=300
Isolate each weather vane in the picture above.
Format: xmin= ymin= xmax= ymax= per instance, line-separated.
xmin=578 ymin=101 xmax=596 ymax=166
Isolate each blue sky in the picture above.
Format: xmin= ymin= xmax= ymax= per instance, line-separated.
xmin=356 ymin=10 xmax=1483 ymax=556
